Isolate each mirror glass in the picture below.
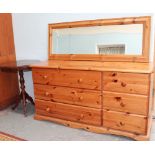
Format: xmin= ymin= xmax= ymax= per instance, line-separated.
xmin=52 ymin=24 xmax=143 ymax=55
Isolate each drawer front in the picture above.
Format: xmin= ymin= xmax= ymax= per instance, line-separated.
xmin=103 ymin=91 xmax=148 ymax=115
xmin=103 ymin=110 xmax=147 ymax=134
xmin=103 ymin=72 xmax=149 ymax=95
xmin=34 ymin=84 xmax=101 ymax=109
xmin=35 ymin=99 xmax=102 ymax=126
xmin=32 ymin=69 xmax=101 ymax=90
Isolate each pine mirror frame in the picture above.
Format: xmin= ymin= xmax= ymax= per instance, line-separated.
xmin=48 ymin=16 xmax=151 ymax=62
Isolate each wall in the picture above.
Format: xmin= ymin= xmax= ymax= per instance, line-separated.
xmin=12 ymin=13 xmax=154 ymax=98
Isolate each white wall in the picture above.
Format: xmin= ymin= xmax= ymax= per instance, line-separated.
xmin=12 ymin=13 xmax=154 ymax=98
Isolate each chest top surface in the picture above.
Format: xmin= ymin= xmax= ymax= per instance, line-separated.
xmin=31 ymin=60 xmax=154 ymax=73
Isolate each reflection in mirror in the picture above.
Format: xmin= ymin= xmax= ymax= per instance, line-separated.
xmin=52 ymin=24 xmax=143 ymax=55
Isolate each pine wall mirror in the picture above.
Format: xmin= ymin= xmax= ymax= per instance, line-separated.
xmin=48 ymin=16 xmax=151 ymax=62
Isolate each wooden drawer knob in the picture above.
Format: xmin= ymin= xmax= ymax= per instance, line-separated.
xmin=121 ymin=82 xmax=126 ymax=87
xmin=80 ymin=114 xmax=84 ymax=119
xmin=71 ymin=91 xmax=77 ymax=95
xmin=45 ymin=92 xmax=50 ymax=96
xmin=112 ymin=73 xmax=117 ymax=77
xmin=43 ymin=75 xmax=48 ymax=79
xmin=112 ymin=79 xmax=118 ymax=83
xmin=119 ymin=121 xmax=125 ymax=126
xmin=116 ymin=121 xmax=125 ymax=127
xmin=79 ymin=96 xmax=83 ymax=101
xmin=46 ymin=107 xmax=50 ymax=112
xmin=120 ymin=102 xmax=125 ymax=107
xmin=78 ymin=78 xmax=83 ymax=83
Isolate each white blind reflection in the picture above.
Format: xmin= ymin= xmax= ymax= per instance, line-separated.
xmin=98 ymin=44 xmax=125 ymax=54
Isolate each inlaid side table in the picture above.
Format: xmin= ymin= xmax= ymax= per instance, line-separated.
xmin=0 ymin=60 xmax=39 ymax=116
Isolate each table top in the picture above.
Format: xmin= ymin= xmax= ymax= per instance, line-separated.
xmin=0 ymin=60 xmax=40 ymax=72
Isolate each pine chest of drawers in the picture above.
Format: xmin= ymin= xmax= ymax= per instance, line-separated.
xmin=32 ymin=60 xmax=154 ymax=140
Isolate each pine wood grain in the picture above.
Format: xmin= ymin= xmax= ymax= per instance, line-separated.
xmin=103 ymin=91 xmax=148 ymax=115
xmin=35 ymin=99 xmax=102 ymax=126
xmin=31 ymin=60 xmax=154 ymax=73
xmin=103 ymin=110 xmax=147 ymax=134
xmin=34 ymin=84 xmax=101 ymax=108
xmin=32 ymin=68 xmax=101 ymax=90
xmin=48 ymin=16 xmax=151 ymax=62
xmin=103 ymin=72 xmax=149 ymax=95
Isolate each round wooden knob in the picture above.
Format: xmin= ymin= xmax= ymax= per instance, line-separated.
xmin=119 ymin=121 xmax=125 ymax=126
xmin=112 ymin=79 xmax=118 ymax=83
xmin=112 ymin=73 xmax=117 ymax=77
xmin=79 ymin=96 xmax=83 ymax=101
xmin=46 ymin=107 xmax=50 ymax=112
xmin=121 ymin=82 xmax=126 ymax=87
xmin=45 ymin=92 xmax=49 ymax=96
xmin=78 ymin=78 xmax=83 ymax=83
xmin=80 ymin=114 xmax=84 ymax=118
xmin=72 ymin=91 xmax=77 ymax=95
xmin=120 ymin=102 xmax=125 ymax=107
xmin=43 ymin=75 xmax=48 ymax=79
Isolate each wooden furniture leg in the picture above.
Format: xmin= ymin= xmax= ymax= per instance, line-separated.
xmin=25 ymin=92 xmax=35 ymax=105
xmin=12 ymin=94 xmax=21 ymax=110
xmin=19 ymin=70 xmax=27 ymax=116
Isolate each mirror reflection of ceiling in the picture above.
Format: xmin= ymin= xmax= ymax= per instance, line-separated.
xmin=52 ymin=24 xmax=143 ymax=55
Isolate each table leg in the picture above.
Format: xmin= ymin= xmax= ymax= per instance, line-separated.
xmin=12 ymin=94 xmax=21 ymax=110
xmin=25 ymin=92 xmax=35 ymax=105
xmin=19 ymin=70 xmax=27 ymax=116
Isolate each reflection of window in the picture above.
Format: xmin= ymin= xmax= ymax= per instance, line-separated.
xmin=97 ymin=44 xmax=125 ymax=54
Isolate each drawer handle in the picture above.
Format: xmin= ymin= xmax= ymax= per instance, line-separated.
xmin=77 ymin=78 xmax=83 ymax=83
xmin=120 ymin=102 xmax=125 ymax=107
xmin=45 ymin=92 xmax=50 ymax=96
xmin=121 ymin=82 xmax=126 ymax=87
xmin=46 ymin=107 xmax=50 ymax=112
xmin=43 ymin=75 xmax=48 ymax=79
xmin=79 ymin=96 xmax=83 ymax=101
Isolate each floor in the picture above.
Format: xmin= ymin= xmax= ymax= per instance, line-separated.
xmin=0 ymin=103 xmax=155 ymax=141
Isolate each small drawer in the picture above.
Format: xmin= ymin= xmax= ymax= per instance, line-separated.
xmin=32 ymin=69 xmax=101 ymax=90
xmin=103 ymin=110 xmax=147 ymax=134
xmin=35 ymin=99 xmax=102 ymax=126
xmin=34 ymin=84 xmax=101 ymax=109
xmin=103 ymin=72 xmax=149 ymax=95
xmin=103 ymin=91 xmax=148 ymax=115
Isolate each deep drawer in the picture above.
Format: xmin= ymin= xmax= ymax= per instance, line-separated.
xmin=32 ymin=68 xmax=101 ymax=90
xmin=103 ymin=91 xmax=148 ymax=115
xmin=35 ymin=99 xmax=102 ymax=126
xmin=103 ymin=110 xmax=147 ymax=134
xmin=103 ymin=72 xmax=149 ymax=95
xmin=34 ymin=84 xmax=102 ymax=109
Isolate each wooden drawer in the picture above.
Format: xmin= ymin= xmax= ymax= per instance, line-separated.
xmin=35 ymin=99 xmax=102 ymax=126
xmin=34 ymin=84 xmax=101 ymax=109
xmin=103 ymin=91 xmax=148 ymax=115
xmin=32 ymin=69 xmax=101 ymax=90
xmin=103 ymin=72 xmax=149 ymax=95
xmin=103 ymin=110 xmax=147 ymax=134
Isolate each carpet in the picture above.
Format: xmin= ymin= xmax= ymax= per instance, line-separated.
xmin=0 ymin=131 xmax=25 ymax=141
